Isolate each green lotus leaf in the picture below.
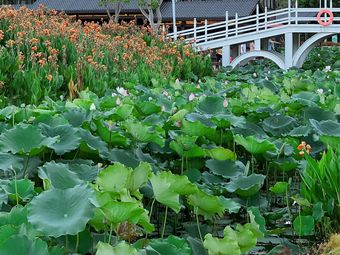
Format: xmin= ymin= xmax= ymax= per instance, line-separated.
xmin=203 ymin=233 xmax=241 ymax=255
xmin=38 ymin=162 xmax=83 ymax=189
xmin=169 ymin=141 xmax=205 ymax=158
xmin=136 ymin=101 xmax=161 ymax=115
xmin=262 ymin=115 xmax=296 ymax=136
xmin=270 ymin=182 xmax=289 ymax=194
xmin=288 ymin=126 xmax=311 ymax=137
xmin=96 ymin=241 xmax=138 ymax=255
xmin=0 ymin=205 xmax=28 ymax=227
xmin=205 ymin=147 xmax=236 ymax=161
xmin=171 ymin=109 xmax=189 ymax=122
xmin=2 ymin=179 xmax=34 ymax=201
xmin=302 ymin=107 xmax=336 ymax=122
xmin=124 ymin=120 xmax=165 ymax=147
xmin=198 ymin=96 xmax=226 ymax=114
xmin=0 ymin=152 xmax=23 ymax=174
xmin=105 ymin=148 xmax=140 ymax=168
xmin=247 ymin=207 xmax=266 ymax=234
xmin=225 ymin=174 xmax=266 ymax=197
xmin=291 ymin=92 xmax=319 ymax=107
xmin=186 ymin=236 xmax=208 ymax=255
xmin=212 ymin=114 xmax=246 ymax=129
xmin=79 ymin=129 xmax=109 ymax=156
xmin=97 ymin=163 xmax=131 ymax=193
xmin=188 ymin=190 xmax=224 ymax=220
xmin=27 ymin=185 xmax=94 ymax=237
xmin=269 ymin=157 xmax=298 ymax=172
xmin=67 ymin=163 xmax=98 ymax=182
xmin=234 ymin=135 xmax=276 ymax=155
xmin=100 ymin=201 xmax=145 ymax=225
xmin=186 ymin=113 xmax=216 ymax=128
xmin=114 ymin=104 xmax=134 ymax=120
xmin=63 ymin=108 xmax=89 ymax=127
xmin=0 ymin=124 xmax=57 ymax=156
xmin=150 ymin=171 xmax=198 ymax=213
xmin=0 ymin=225 xmax=19 ymax=246
xmin=93 ymin=119 xmax=129 ymax=147
xmin=219 ymin=197 xmax=241 ymax=214
xmin=293 ymin=215 xmax=314 ymax=236
xmin=232 ymin=121 xmax=267 ymax=139
xmin=310 ymin=119 xmax=340 ymax=137
xmin=127 ymin=162 xmax=152 ymax=192
xmin=149 ymin=235 xmax=192 ymax=255
xmin=181 ymin=120 xmax=216 ymax=139
xmin=0 ymin=235 xmax=49 ymax=255
xmin=205 ymin=159 xmax=244 ymax=179
xmin=40 ymin=124 xmax=81 ymax=155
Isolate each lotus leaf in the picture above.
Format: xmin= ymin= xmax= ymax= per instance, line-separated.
xmin=225 ymin=174 xmax=266 ymax=197
xmin=310 ymin=119 xmax=340 ymax=137
xmin=96 ymin=241 xmax=138 ymax=255
xmin=188 ymin=190 xmax=224 ymax=219
xmin=38 ymin=162 xmax=83 ymax=189
xmin=262 ymin=115 xmax=296 ymax=136
xmin=293 ymin=215 xmax=314 ymax=236
xmin=150 ymin=171 xmax=198 ymax=213
xmin=2 ymin=179 xmax=34 ymax=201
xmin=270 ymin=182 xmax=289 ymax=194
xmin=0 ymin=235 xmax=49 ymax=255
xmin=198 ymin=96 xmax=226 ymax=114
xmin=205 ymin=159 xmax=244 ymax=179
xmin=205 ymin=147 xmax=236 ymax=161
xmin=93 ymin=119 xmax=129 ymax=147
xmin=0 ymin=124 xmax=57 ymax=156
xmin=149 ymin=235 xmax=191 ymax=255
xmin=219 ymin=197 xmax=241 ymax=214
xmin=234 ymin=135 xmax=276 ymax=155
xmin=40 ymin=124 xmax=81 ymax=155
xmin=124 ymin=121 xmax=165 ymax=147
xmin=27 ymin=185 xmax=94 ymax=237
xmin=97 ymin=163 xmax=130 ymax=193
xmin=79 ymin=129 xmax=109 ymax=156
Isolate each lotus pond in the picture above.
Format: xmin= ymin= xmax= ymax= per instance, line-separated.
xmin=1 ymin=62 xmax=340 ymax=255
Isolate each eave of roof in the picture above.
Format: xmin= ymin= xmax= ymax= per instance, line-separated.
xmin=7 ymin=0 xmax=260 ymax=20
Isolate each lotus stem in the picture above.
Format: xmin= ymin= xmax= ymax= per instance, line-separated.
xmin=146 ymin=198 xmax=156 ymax=240
xmin=65 ymin=235 xmax=69 ymax=255
xmin=161 ymin=206 xmax=168 ymax=239
xmin=22 ymin=156 xmax=30 ymax=178
xmin=13 ymin=171 xmax=19 ymax=206
xmin=195 ymin=207 xmax=203 ymax=243
xmin=108 ymin=223 xmax=113 ymax=244
xmin=75 ymin=233 xmax=79 ymax=254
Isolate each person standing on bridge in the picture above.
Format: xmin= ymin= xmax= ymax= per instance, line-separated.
xmin=268 ymin=38 xmax=281 ymax=51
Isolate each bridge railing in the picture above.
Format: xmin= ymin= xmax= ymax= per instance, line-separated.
xmin=168 ymin=7 xmax=340 ymax=47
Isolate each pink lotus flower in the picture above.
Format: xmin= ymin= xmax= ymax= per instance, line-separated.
xmin=188 ymin=93 xmax=195 ymax=101
xmin=223 ymin=98 xmax=228 ymax=108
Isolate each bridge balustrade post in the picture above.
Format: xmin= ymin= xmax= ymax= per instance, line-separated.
xmin=265 ymin=7 xmax=268 ymax=30
xmin=226 ymin=11 xmax=229 ymax=38
xmin=204 ymin=19 xmax=208 ymax=42
xmin=285 ymin=32 xmax=294 ymax=70
xmin=235 ymin=13 xmax=239 ymax=35
xmin=256 ymin=5 xmax=259 ymax=32
xmin=194 ymin=18 xmax=197 ymax=47
xmin=288 ymin=0 xmax=291 ymax=24
xmin=295 ymin=0 xmax=298 ymax=25
xmin=222 ymin=45 xmax=231 ymax=67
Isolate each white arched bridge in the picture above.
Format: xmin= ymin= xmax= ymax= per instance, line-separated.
xmin=168 ymin=0 xmax=340 ymax=70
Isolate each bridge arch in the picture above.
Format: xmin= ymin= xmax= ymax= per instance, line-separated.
xmin=292 ymin=33 xmax=337 ymax=68
xmin=230 ymin=50 xmax=285 ymax=70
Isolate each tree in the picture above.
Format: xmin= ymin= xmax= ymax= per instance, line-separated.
xmin=99 ymin=0 xmax=123 ymax=23
xmin=138 ymin=0 xmax=163 ymax=32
